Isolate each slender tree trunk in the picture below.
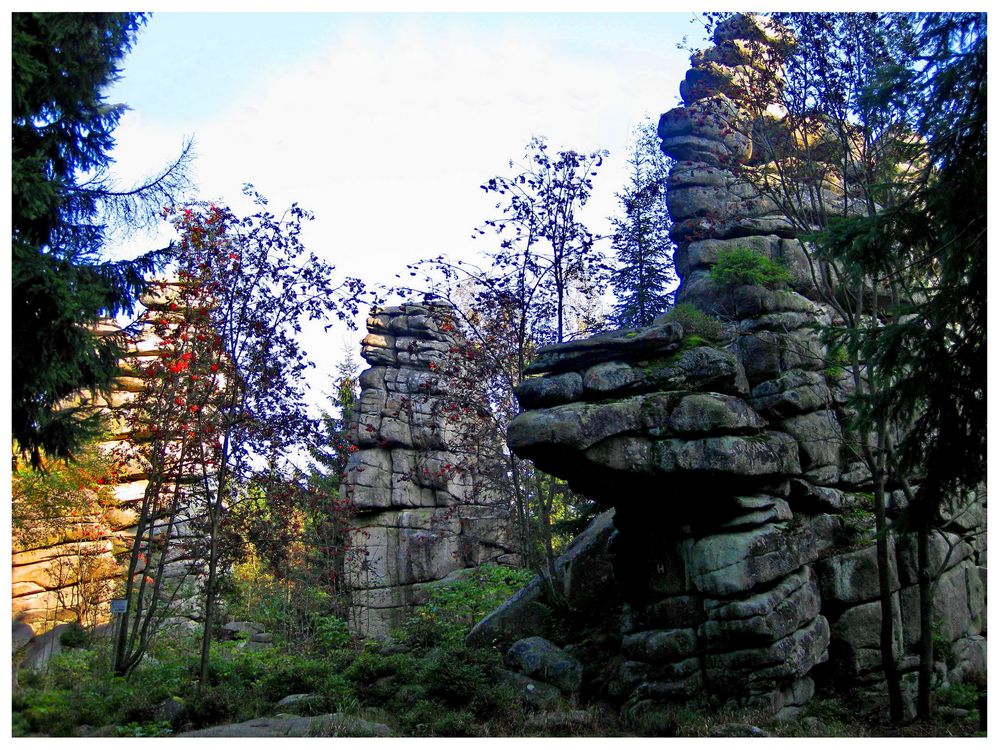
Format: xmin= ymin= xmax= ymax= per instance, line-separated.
xmin=849 ymin=303 xmax=904 ymax=723
xmin=916 ymin=500 xmax=933 ymax=719
xmin=873 ymin=470 xmax=904 ymax=723
xmin=509 ymin=454 xmax=530 ymax=567
xmin=198 ymin=500 xmax=221 ymax=686
xmin=198 ymin=432 xmax=231 ymax=687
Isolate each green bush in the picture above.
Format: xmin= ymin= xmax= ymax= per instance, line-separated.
xmin=419 ymin=647 xmax=490 ymax=707
xmin=14 ymin=647 xmax=138 ymax=736
xmin=223 ymin=558 xmax=345 ymax=649
xmin=344 ymin=649 xmax=399 ymax=686
xmin=14 ymin=563 xmax=566 ymax=738
xmin=312 ymin=614 xmax=351 ymax=651
xmin=397 ymin=699 xmax=445 ymax=736
xmin=59 ymin=622 xmax=88 ymax=648
xmin=112 ymin=720 xmax=173 ymax=737
xmin=400 ymin=564 xmax=534 ymax=646
xmin=710 ymin=247 xmax=791 ymax=289
xmin=429 ymin=709 xmax=481 ymax=737
xmin=936 ymin=681 xmax=980 ymax=710
xmin=658 ymin=303 xmax=724 ymax=342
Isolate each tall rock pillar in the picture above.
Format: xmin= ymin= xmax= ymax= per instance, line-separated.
xmin=343 ymin=303 xmax=516 ymax=636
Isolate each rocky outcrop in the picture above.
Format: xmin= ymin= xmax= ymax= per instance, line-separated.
xmin=467 ymin=508 xmax=618 ymax=649
xmin=501 ymin=13 xmax=986 ymax=721
xmin=343 ymin=304 xmax=516 ymax=636
xmin=12 ymin=280 xmax=209 ymax=637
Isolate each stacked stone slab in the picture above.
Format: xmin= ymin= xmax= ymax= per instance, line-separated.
xmin=343 ymin=303 xmax=516 ymax=636
xmin=509 ymin=322 xmax=835 ymax=717
xmin=12 ymin=280 xmax=208 ymax=635
xmin=505 ymin=13 xmax=985 ymax=719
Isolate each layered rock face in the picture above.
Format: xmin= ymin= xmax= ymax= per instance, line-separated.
xmin=12 ymin=281 xmax=208 ymax=636
xmin=343 ymin=304 xmax=516 ymax=636
xmin=506 ymin=14 xmax=985 ymax=718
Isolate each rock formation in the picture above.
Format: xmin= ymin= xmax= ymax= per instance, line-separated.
xmin=498 ymin=14 xmax=985 ymax=720
xmin=12 ymin=280 xmax=208 ymax=636
xmin=343 ymin=303 xmax=516 ymax=636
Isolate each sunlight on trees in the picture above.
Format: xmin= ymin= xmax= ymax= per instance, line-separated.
xmin=12 ymin=12 xmax=193 ymax=468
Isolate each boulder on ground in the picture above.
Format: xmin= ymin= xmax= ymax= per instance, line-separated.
xmin=221 ymin=621 xmax=266 ymax=639
xmin=505 ymin=636 xmax=584 ymax=695
xmin=178 ymin=713 xmax=392 ymax=737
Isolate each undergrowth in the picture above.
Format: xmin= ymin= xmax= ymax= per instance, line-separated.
xmin=12 ymin=561 xmax=986 ymax=739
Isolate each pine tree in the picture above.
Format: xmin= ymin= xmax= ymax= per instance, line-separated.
xmin=811 ymin=12 xmax=985 ymax=718
xmin=609 ymin=119 xmax=677 ymax=328
xmin=307 ymin=353 xmax=360 ymax=494
xmin=12 ymin=12 xmax=192 ymax=468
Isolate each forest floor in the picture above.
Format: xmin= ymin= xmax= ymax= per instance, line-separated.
xmin=11 ymin=565 xmax=987 ymax=738
xmin=12 ymin=625 xmax=985 ymax=738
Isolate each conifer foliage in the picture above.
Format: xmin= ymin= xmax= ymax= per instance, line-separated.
xmin=609 ymin=119 xmax=677 ymax=328
xmin=12 ymin=12 xmax=192 ymax=468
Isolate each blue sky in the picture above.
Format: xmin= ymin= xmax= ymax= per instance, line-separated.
xmin=93 ymin=10 xmax=709 ymax=410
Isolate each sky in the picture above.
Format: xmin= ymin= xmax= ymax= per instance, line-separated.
xmin=99 ymin=8 xmax=707 ymax=410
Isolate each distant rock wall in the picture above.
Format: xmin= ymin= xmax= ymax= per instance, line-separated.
xmin=503 ymin=14 xmax=985 ymax=719
xmin=12 ymin=280 xmax=208 ymax=637
xmin=343 ymin=303 xmax=517 ymax=636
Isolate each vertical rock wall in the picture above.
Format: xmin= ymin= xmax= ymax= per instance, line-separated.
xmin=343 ymin=304 xmax=516 ymax=636
xmin=657 ymin=12 xmax=986 ymax=700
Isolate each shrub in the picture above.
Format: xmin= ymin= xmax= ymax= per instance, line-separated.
xmin=14 ymin=649 xmax=135 ymax=735
xmin=60 ymin=622 xmax=88 ymax=648
xmin=398 ymin=699 xmax=444 ymax=736
xmin=429 ymin=709 xmax=481 ymax=737
xmin=312 ymin=614 xmax=351 ymax=651
xmin=18 ymin=688 xmax=83 ymax=736
xmin=935 ymin=681 xmax=979 ymax=710
xmin=710 ymin=247 xmax=791 ymax=289
xmin=658 ymin=303 xmax=724 ymax=342
xmin=400 ymin=564 xmax=534 ymax=646
xmin=113 ymin=720 xmax=173 ymax=737
xmin=223 ymin=559 xmax=348 ymax=651
xmin=419 ymin=648 xmax=490 ymax=707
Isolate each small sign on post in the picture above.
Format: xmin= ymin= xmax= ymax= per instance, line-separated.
xmin=110 ymin=599 xmax=128 ymax=615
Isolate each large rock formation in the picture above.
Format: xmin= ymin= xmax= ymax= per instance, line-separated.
xmin=342 ymin=303 xmax=516 ymax=636
xmin=12 ymin=280 xmax=208 ymax=636
xmin=500 ymin=14 xmax=985 ymax=720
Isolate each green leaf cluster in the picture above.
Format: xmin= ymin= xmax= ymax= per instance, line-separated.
xmin=399 ymin=564 xmax=535 ymax=646
xmin=657 ymin=303 xmax=724 ymax=342
xmin=709 ymin=247 xmax=791 ymax=289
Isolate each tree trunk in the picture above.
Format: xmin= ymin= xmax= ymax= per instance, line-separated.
xmin=873 ymin=481 xmax=905 ymax=723
xmin=198 ymin=501 xmax=221 ymax=686
xmin=852 ymin=325 xmax=904 ymax=723
xmin=916 ymin=502 xmax=934 ymax=719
